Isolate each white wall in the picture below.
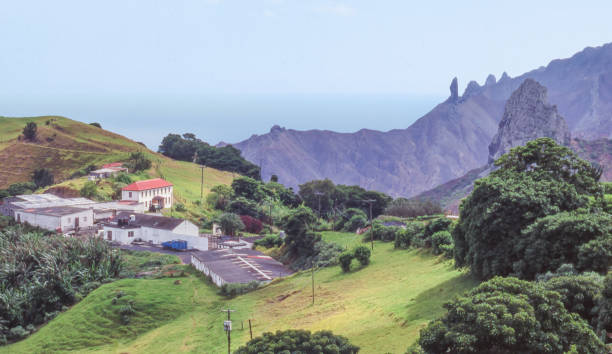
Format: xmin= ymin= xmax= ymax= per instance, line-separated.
xmin=192 ymin=255 xmax=225 ymax=286
xmin=16 ymin=209 xmax=93 ymax=232
xmin=121 ymin=186 xmax=173 ymax=210
xmin=103 ymin=224 xmax=207 ymax=250
xmin=172 ymin=220 xmax=199 ymax=237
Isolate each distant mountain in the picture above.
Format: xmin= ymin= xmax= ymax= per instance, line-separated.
xmin=233 ymin=43 xmax=612 ymax=197
xmin=415 ymin=79 xmax=612 ymax=211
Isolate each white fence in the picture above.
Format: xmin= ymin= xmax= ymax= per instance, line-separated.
xmin=191 ymin=255 xmax=226 ymax=287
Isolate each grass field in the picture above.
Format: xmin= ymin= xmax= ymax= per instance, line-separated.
xmin=3 ymin=236 xmax=477 ymax=354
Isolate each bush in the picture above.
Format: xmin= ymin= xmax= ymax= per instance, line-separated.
xmin=31 ymin=168 xmax=54 ymax=189
xmin=219 ymin=281 xmax=260 ymax=297
xmin=217 ymin=213 xmax=245 ymax=236
xmin=394 ymin=222 xmax=424 ymax=249
xmin=174 ymin=203 xmax=187 ymax=212
xmin=89 ymin=122 xmax=102 ymax=128
xmin=114 ymin=172 xmax=132 ymax=184
xmin=339 ymin=252 xmax=353 ymax=272
xmin=80 ymin=181 xmax=98 ymax=199
xmin=241 ymin=215 xmax=263 ymax=234
xmin=431 ymin=231 xmax=452 ymax=255
xmin=235 ymin=329 xmax=359 ymax=354
xmin=384 ymin=198 xmax=442 ymax=217
xmin=22 ymin=122 xmax=37 ymax=140
xmin=254 ymin=235 xmax=283 ymax=248
xmin=228 ymin=197 xmax=260 ymax=218
xmin=125 ymin=151 xmax=152 ymax=172
xmin=344 ymin=214 xmax=367 ymax=232
xmin=353 ymin=246 xmax=371 ymax=266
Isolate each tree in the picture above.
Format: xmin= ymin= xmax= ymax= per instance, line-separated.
xmin=240 ymin=215 xmax=263 ymax=234
xmin=431 ymin=231 xmax=452 ymax=255
xmin=298 ymin=179 xmax=337 ymax=216
xmin=596 ymin=273 xmax=612 ymax=343
xmin=417 ymin=277 xmax=605 ymax=353
xmin=206 ymin=184 xmax=234 ymax=210
xmin=22 ymin=122 xmax=37 ymax=140
xmin=384 ymin=198 xmax=442 ymax=218
xmin=231 ymin=176 xmax=262 ymax=201
xmin=235 ymin=329 xmax=359 ymax=354
xmin=31 ymin=168 xmax=54 ymax=189
xmin=353 ymin=246 xmax=371 ymax=266
xmin=281 ymin=205 xmax=319 ymax=257
xmin=228 ymin=197 xmax=259 ymax=218
xmin=515 ymin=212 xmax=612 ymax=279
xmin=7 ymin=182 xmax=36 ymax=196
xmin=217 ymin=213 xmax=244 ymax=236
xmin=125 ymin=152 xmax=152 ymax=172
xmin=270 ymin=174 xmax=278 ymax=182
xmin=89 ymin=122 xmax=101 ymax=128
xmin=80 ymin=181 xmax=98 ymax=199
xmin=543 ymin=273 xmax=603 ymax=326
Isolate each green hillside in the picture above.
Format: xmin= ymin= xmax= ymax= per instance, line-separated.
xmin=0 ymin=116 xmax=235 ymax=214
xmin=2 ymin=235 xmax=477 ymax=354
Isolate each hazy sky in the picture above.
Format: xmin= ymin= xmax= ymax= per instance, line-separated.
xmin=1 ymin=1 xmax=611 ymax=146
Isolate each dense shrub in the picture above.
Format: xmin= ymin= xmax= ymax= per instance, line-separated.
xmin=254 ymin=235 xmax=283 ymax=248
xmin=31 ymin=168 xmax=54 ymax=189
xmin=235 ymin=329 xmax=359 ymax=354
xmin=368 ymin=221 xmax=401 ymax=242
xmin=286 ymin=240 xmax=343 ymax=271
xmin=339 ymin=252 xmax=354 ymax=272
xmin=174 ymin=203 xmax=187 ymax=212
xmin=394 ymin=228 xmax=413 ymax=249
xmin=596 ymin=273 xmax=612 ymax=343
xmin=543 ymin=273 xmax=603 ymax=326
xmin=344 ymin=214 xmax=367 ymax=232
xmin=217 ymin=213 xmax=244 ymax=236
xmin=514 ymin=212 xmax=611 ymax=279
xmin=80 ymin=181 xmax=98 ymax=199
xmin=125 ymin=151 xmax=152 ymax=172
xmin=228 ymin=197 xmax=260 ymax=218
xmin=240 ymin=215 xmax=263 ymax=234
xmin=335 ymin=208 xmax=367 ymax=231
xmin=353 ymin=246 xmax=371 ymax=266
xmin=431 ymin=231 xmax=452 ymax=256
xmin=89 ymin=122 xmax=102 ymax=128
xmin=384 ymin=198 xmax=442 ymax=218
xmin=219 ymin=281 xmax=260 ymax=297
xmin=0 ymin=222 xmax=123 ymax=342
xmin=417 ymin=277 xmax=605 ymax=353
xmin=22 ymin=122 xmax=37 ymax=140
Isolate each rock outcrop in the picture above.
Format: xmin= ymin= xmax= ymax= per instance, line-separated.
xmin=488 ymin=79 xmax=571 ymax=162
xmin=449 ymin=77 xmax=459 ymax=102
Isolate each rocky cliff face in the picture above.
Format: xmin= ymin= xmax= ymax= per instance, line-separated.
xmin=488 ymin=79 xmax=571 ymax=162
xmin=233 ymin=42 xmax=612 ymax=197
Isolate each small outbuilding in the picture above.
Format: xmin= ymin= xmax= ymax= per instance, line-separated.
xmin=15 ymin=206 xmax=94 ymax=233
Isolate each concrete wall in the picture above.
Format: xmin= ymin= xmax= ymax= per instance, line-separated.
xmin=191 ymin=255 xmax=225 ymax=286
xmin=104 ymin=226 xmax=140 ymax=243
xmin=16 ymin=209 xmax=94 ymax=232
xmin=172 ymin=220 xmax=199 ymax=237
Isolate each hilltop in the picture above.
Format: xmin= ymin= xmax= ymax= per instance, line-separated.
xmin=0 ymin=116 xmax=236 ymax=214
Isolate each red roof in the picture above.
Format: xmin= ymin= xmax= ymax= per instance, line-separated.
xmin=103 ymin=162 xmax=123 ymax=168
xmin=122 ymin=178 xmax=173 ymax=191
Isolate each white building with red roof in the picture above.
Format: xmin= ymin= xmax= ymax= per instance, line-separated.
xmin=121 ymin=178 xmax=173 ymax=211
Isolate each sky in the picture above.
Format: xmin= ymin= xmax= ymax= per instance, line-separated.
xmin=1 ymin=1 xmax=611 ymax=147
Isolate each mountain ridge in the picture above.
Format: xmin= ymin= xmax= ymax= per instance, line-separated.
xmin=232 ymin=42 xmax=612 ymax=197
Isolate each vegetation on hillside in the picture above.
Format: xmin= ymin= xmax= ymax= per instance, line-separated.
xmin=235 ymin=329 xmax=359 ymax=354
xmin=0 ymin=217 xmax=123 ymax=344
xmin=158 ymin=133 xmax=261 ymax=179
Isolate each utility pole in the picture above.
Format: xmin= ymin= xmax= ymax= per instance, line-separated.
xmin=221 ymin=308 xmax=235 ymax=354
xmin=199 ymin=165 xmax=206 ymax=200
xmin=311 ymin=265 xmax=315 ymax=305
xmin=363 ymin=199 xmax=375 ymax=250
xmin=314 ymin=191 xmax=324 ymax=219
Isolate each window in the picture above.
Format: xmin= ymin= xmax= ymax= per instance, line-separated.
xmin=129 ymin=192 xmax=132 ymax=198
xmin=128 ymin=231 xmax=134 ymax=237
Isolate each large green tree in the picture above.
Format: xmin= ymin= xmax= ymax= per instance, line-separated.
xmin=454 ymin=138 xmax=603 ymax=280
xmin=31 ymin=168 xmax=54 ymax=189
xmin=417 ymin=277 xmax=605 ymax=353
xmin=235 ymin=329 xmax=359 ymax=354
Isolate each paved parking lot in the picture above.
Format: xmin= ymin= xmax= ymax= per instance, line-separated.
xmin=117 ymin=244 xmax=293 ymax=284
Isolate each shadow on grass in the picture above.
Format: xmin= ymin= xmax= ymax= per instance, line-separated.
xmin=402 ymin=274 xmax=478 ymax=325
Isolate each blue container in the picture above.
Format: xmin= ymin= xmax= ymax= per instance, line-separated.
xmin=162 ymin=239 xmax=188 ymax=250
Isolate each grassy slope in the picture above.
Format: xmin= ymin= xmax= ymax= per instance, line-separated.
xmin=0 ymin=116 xmax=234 ymax=218
xmin=4 ymin=235 xmax=477 ymax=354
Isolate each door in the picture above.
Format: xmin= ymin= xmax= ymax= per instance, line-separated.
xmin=75 ymin=217 xmax=79 ymax=228
xmin=107 ymin=231 xmax=112 ymax=240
